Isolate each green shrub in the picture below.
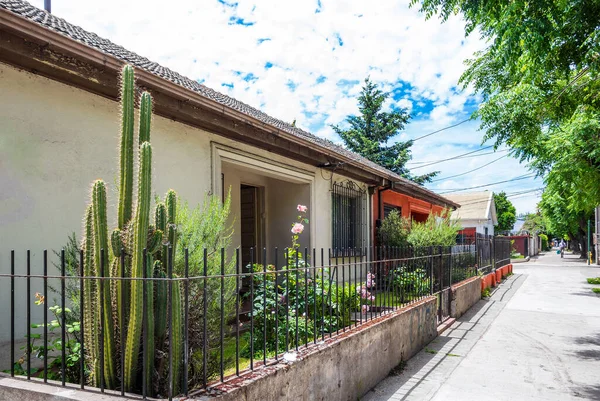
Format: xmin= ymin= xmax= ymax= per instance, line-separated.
xmin=245 ymin=263 xmax=353 ymax=356
xmin=587 ymin=277 xmax=600 ymax=285
xmin=379 ymin=210 xmax=410 ymax=247
xmin=482 ymin=287 xmax=491 ymax=298
xmin=174 ymin=191 xmax=237 ymax=384
xmin=391 ymin=266 xmax=431 ymax=301
xmin=407 ymin=210 xmax=461 ymax=247
xmin=6 ymin=297 xmax=82 ymax=383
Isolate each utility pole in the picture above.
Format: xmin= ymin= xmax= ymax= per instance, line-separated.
xmin=588 ymin=219 xmax=591 ymax=265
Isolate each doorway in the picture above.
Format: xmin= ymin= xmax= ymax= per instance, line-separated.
xmin=240 ymin=184 xmax=263 ymax=270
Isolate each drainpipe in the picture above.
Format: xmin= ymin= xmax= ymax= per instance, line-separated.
xmin=375 ymin=184 xmax=393 ymax=250
xmin=377 ymin=185 xmax=393 ymax=221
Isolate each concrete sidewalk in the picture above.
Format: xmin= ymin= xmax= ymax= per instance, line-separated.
xmin=362 ymin=252 xmax=600 ymax=401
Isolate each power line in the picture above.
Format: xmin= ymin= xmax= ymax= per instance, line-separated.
xmin=411 ymin=118 xmax=472 ymax=141
xmin=433 ymin=174 xmax=536 ymax=194
xmin=409 ymin=146 xmax=503 ymax=170
xmin=409 ymin=148 xmax=509 ymax=165
xmin=453 ymin=188 xmax=544 ymax=207
xmin=430 ymin=155 xmax=507 ymax=183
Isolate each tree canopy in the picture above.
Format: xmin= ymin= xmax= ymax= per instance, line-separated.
xmin=412 ymin=0 xmax=600 ymax=256
xmin=522 ymin=211 xmax=548 ymax=234
xmin=332 ymin=77 xmax=438 ymax=184
xmin=493 ymin=191 xmax=516 ymax=233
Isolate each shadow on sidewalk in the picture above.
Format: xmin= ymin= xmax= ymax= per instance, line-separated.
xmin=362 ymin=297 xmax=499 ymax=400
xmin=573 ymin=384 xmax=600 ymax=399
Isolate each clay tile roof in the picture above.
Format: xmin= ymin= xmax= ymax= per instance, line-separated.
xmin=0 ymin=0 xmax=456 ymax=207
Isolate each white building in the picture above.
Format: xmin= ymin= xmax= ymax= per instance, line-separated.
xmin=446 ymin=192 xmax=498 ymax=238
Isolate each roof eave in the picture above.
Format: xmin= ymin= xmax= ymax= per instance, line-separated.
xmin=390 ymin=181 xmax=460 ymax=209
xmin=0 ymin=6 xmax=457 ymax=204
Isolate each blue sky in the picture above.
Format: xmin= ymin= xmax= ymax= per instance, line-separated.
xmin=33 ymin=0 xmax=543 ymax=213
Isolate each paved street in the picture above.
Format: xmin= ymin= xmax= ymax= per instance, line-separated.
xmin=363 ymin=251 xmax=600 ymax=401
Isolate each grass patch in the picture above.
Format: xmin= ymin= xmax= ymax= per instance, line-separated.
xmin=481 ymin=287 xmax=491 ymax=298
xmin=424 ymin=347 xmax=437 ymax=354
xmin=592 ymin=288 xmax=600 ymax=294
xmin=587 ymin=277 xmax=600 ymax=285
xmin=389 ymin=359 xmax=407 ymax=376
xmin=446 ymin=353 xmax=461 ymax=357
xmin=222 ymin=336 xmax=251 ymax=377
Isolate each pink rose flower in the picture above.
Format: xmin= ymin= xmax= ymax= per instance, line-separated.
xmin=291 ymin=223 xmax=304 ymax=234
xmin=361 ymin=305 xmax=370 ymax=313
xmin=297 ymin=204 xmax=308 ymax=213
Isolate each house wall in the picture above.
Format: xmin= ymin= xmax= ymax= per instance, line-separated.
xmin=458 ymin=219 xmax=495 ymax=237
xmin=372 ymin=188 xmax=447 ymax=243
xmin=0 ymin=63 xmax=369 ymax=343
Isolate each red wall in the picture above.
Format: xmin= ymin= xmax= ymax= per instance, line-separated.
xmin=372 ymin=188 xmax=447 ymax=244
xmin=505 ymin=235 xmax=529 ymax=256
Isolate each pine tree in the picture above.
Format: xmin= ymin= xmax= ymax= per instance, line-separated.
xmin=331 ymin=77 xmax=438 ymax=184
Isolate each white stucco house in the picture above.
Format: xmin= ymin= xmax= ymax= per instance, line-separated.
xmin=446 ymin=192 xmax=498 ymax=239
xmin=0 ymin=0 xmax=458 ymax=344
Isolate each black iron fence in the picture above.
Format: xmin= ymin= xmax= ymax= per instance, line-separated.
xmin=494 ymin=237 xmax=512 ymax=270
xmin=1 ymin=241 xmax=509 ymax=399
xmin=476 ymin=234 xmax=512 ymax=274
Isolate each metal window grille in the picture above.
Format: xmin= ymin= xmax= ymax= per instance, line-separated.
xmin=331 ymin=181 xmax=367 ymax=255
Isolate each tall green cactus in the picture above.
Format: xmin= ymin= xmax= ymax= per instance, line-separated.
xmin=154 ymin=202 xmax=168 ymax=347
xmin=81 ymin=64 xmax=184 ymax=397
xmin=143 ymin=253 xmax=155 ymax=396
xmin=139 ymin=92 xmax=152 ymax=144
xmin=124 ymin=142 xmax=152 ymax=391
xmin=165 ymin=190 xmax=177 ymax=252
xmin=91 ymin=180 xmax=116 ymax=389
xmin=82 ymin=205 xmax=99 ymax=384
xmin=118 ymin=65 xmax=135 ymax=230
xmin=171 ymin=278 xmax=184 ymax=395
xmin=154 ymin=267 xmax=167 ymax=346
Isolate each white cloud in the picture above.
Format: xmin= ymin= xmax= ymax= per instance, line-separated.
xmin=29 ymin=0 xmax=541 ymax=213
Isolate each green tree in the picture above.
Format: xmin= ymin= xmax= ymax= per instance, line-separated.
xmin=407 ymin=211 xmax=461 ymax=247
xmin=411 ymin=0 xmax=600 ymax=257
xmin=493 ymin=192 xmax=516 ymax=233
xmin=522 ymin=211 xmax=548 ymax=234
xmin=331 ymin=77 xmax=438 ymax=184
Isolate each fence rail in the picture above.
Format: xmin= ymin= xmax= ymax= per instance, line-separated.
xmin=1 ymin=241 xmax=510 ymax=399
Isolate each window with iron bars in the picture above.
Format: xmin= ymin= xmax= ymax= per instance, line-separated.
xmin=332 ymin=181 xmax=367 ymax=255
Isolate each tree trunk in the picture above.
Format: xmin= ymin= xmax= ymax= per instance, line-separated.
xmin=578 ymin=232 xmax=588 ymax=259
xmin=571 ymin=238 xmax=581 ymax=253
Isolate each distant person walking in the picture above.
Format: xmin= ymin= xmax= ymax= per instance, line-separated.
xmin=559 ymin=239 xmax=566 ymax=258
